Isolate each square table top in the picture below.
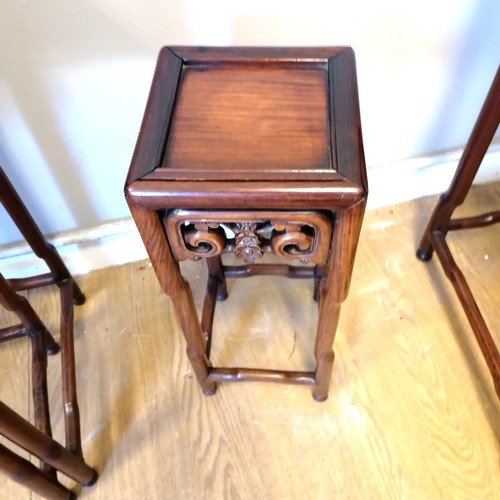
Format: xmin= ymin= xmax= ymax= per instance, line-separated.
xmin=164 ymin=64 xmax=331 ymax=172
xmin=126 ymin=46 xmax=367 ymax=210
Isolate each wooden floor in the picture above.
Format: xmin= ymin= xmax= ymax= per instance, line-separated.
xmin=1 ymin=183 xmax=499 ymax=499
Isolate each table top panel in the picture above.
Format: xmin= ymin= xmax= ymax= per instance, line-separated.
xmin=163 ymin=64 xmax=332 ymax=171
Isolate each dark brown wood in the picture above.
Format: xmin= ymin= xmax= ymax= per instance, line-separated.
xmin=164 ymin=65 xmax=331 ymax=171
xmin=430 ymin=232 xmax=500 ymax=395
xmin=125 ymin=201 xmax=179 ymax=297
xmin=165 ymin=210 xmax=333 ymax=265
xmin=313 ymin=287 xmax=341 ymax=402
xmin=0 ymin=401 xmax=97 ymax=491
xmin=417 ymin=65 xmax=500 ymax=398
xmin=201 ymin=274 xmax=218 ymax=358
xmin=223 ymin=264 xmax=315 ymax=279
xmin=176 ymin=275 xmax=217 ymax=396
xmin=59 ymin=279 xmax=82 ymax=456
xmin=0 ymin=167 xmax=96 ymax=493
xmin=417 ymin=67 xmax=500 ymax=258
xmin=8 ymin=273 xmax=57 ymax=292
xmin=127 ymin=179 xmax=364 ymax=211
xmin=328 ymin=201 xmax=367 ymax=303
xmin=126 ymin=47 xmax=183 ymax=185
xmin=0 ymin=167 xmax=85 ymax=304
xmin=311 ymin=201 xmax=366 ymax=401
xmin=207 ymin=368 xmax=316 ymax=385
xmin=145 ymin=168 xmax=345 ymax=182
xmin=0 ymin=274 xmax=59 ymax=476
xmin=448 ymin=211 xmax=500 ymax=231
xmin=125 ymin=46 xmax=368 ymax=401
xmin=0 ymin=273 xmax=58 ymax=349
xmin=0 ymin=443 xmax=73 ymax=500
xmin=168 ymin=46 xmax=345 ymax=64
xmin=207 ymin=256 xmax=228 ymax=301
xmin=329 ymin=48 xmax=368 ymax=192
xmin=30 ymin=325 xmax=54 ymax=476
xmin=0 ymin=324 xmax=25 ymax=342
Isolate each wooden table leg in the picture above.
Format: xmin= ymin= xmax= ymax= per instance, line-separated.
xmin=207 ymin=256 xmax=228 ymax=301
xmin=431 ymin=233 xmax=500 ymax=397
xmin=313 ymin=283 xmax=341 ymax=402
xmin=417 ymin=67 xmax=500 ymax=261
xmin=30 ymin=330 xmax=56 ymax=476
xmin=417 ymin=66 xmax=500 ymax=398
xmin=0 ymin=273 xmax=59 ymax=470
xmin=0 ymin=167 xmax=84 ymax=305
xmin=59 ymin=279 xmax=82 ymax=456
xmin=0 ymin=444 xmax=73 ymax=500
xmin=0 ymin=401 xmax=97 ymax=487
xmin=313 ymin=202 xmax=366 ymax=401
xmin=0 ymin=274 xmax=59 ymax=354
xmin=128 ymin=202 xmax=216 ymax=395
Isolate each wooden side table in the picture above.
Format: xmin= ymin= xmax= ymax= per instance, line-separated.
xmin=0 ymin=166 xmax=97 ymax=497
xmin=125 ymin=47 xmax=368 ymax=401
xmin=417 ymin=66 xmax=500 ymax=398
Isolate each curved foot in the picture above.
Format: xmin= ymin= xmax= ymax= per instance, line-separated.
xmin=46 ymin=343 xmax=60 ymax=356
xmin=216 ymin=281 xmax=228 ymax=301
xmin=203 ymin=385 xmax=217 ymax=396
xmin=73 ymin=293 xmax=86 ymax=306
xmin=416 ymin=248 xmax=433 ymax=262
xmin=83 ymin=469 xmax=99 ymax=487
xmin=312 ymin=392 xmax=328 ymax=403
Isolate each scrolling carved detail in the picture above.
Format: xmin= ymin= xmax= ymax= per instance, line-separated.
xmin=165 ymin=211 xmax=333 ymax=265
xmin=182 ymin=220 xmax=314 ymax=264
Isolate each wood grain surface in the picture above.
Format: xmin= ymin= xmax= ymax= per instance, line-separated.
xmin=1 ymin=184 xmax=499 ymax=499
xmin=164 ymin=66 xmax=331 ymax=171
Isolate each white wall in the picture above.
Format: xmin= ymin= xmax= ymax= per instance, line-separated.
xmin=1 ymin=0 xmax=499 ymax=246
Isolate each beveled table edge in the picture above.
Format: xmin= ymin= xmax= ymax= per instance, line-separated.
xmin=125 ymin=179 xmax=366 ymax=211
xmin=125 ymin=46 xmax=368 ymax=196
xmin=166 ymin=45 xmax=349 ymax=64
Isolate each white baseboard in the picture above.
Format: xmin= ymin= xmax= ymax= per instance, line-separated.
xmin=0 ymin=219 xmax=148 ymax=279
xmin=1 ymin=145 xmax=499 ymax=279
xmin=366 ymin=143 xmax=500 ymax=209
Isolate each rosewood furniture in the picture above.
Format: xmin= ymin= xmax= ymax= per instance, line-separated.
xmin=126 ymin=46 xmax=368 ymax=401
xmin=0 ymin=166 xmax=97 ymax=497
xmin=417 ymin=66 xmax=500 ymax=398
xmin=0 ymin=401 xmax=96 ymax=500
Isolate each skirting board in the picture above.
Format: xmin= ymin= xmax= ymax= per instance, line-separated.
xmin=1 ymin=145 xmax=499 ymax=279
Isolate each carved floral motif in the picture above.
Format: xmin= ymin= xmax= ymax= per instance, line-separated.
xmin=179 ymin=219 xmax=315 ymax=264
xmin=234 ymin=224 xmax=262 ymax=264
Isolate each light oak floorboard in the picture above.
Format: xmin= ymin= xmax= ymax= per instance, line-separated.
xmin=1 ymin=183 xmax=499 ymax=499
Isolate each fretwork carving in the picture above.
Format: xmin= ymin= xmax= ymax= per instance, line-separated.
xmin=165 ymin=211 xmax=333 ymax=265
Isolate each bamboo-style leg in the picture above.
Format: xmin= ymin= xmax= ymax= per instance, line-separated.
xmin=0 ymin=167 xmax=85 ymax=305
xmin=416 ymin=67 xmax=500 ymax=398
xmin=313 ymin=202 xmax=366 ymax=401
xmin=173 ymin=279 xmax=217 ymax=395
xmin=59 ymin=279 xmax=82 ymax=456
xmin=202 ymin=257 xmax=227 ymax=358
xmin=312 ymin=280 xmax=341 ymax=401
xmin=313 ymin=267 xmax=321 ymax=303
xmin=431 ymin=233 xmax=500 ymax=397
xmin=0 ymin=401 xmax=97 ymax=487
xmin=30 ymin=330 xmax=56 ymax=477
xmin=207 ymin=256 xmax=228 ymax=301
xmin=0 ymin=274 xmax=59 ymax=355
xmin=0 ymin=444 xmax=73 ymax=500
xmin=127 ymin=202 xmax=216 ymax=395
xmin=201 ymin=275 xmax=218 ymax=358
xmin=417 ymin=66 xmax=500 ymax=261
